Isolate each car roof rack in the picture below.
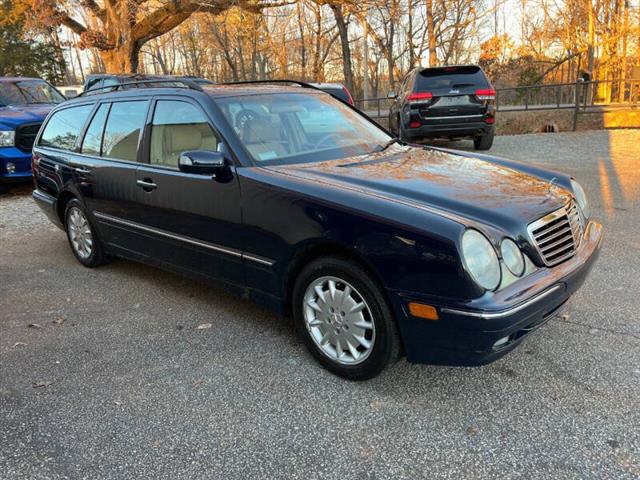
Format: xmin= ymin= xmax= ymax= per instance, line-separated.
xmin=221 ymin=79 xmax=323 ymax=91
xmin=78 ymin=78 xmax=204 ymax=97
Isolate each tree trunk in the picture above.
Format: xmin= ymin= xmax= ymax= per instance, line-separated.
xmin=330 ymin=4 xmax=354 ymax=93
xmin=426 ymin=0 xmax=436 ymax=66
xmin=99 ymin=41 xmax=141 ymax=73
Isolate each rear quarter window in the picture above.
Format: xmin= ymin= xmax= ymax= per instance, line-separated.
xmin=416 ymin=66 xmax=489 ymax=90
xmin=38 ymin=104 xmax=94 ymax=151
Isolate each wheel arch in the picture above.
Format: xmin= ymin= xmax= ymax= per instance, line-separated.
xmin=56 ymin=190 xmax=77 ymax=224
xmin=283 ymin=240 xmax=389 ymax=317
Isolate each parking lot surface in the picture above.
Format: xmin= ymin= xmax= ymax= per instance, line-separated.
xmin=1 ymin=130 xmax=639 ymax=479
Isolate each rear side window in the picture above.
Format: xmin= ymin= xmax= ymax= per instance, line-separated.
xmin=416 ymin=66 xmax=488 ymax=90
xmin=39 ymin=104 xmax=93 ymax=151
xmin=102 ymin=101 xmax=148 ymax=162
xmin=81 ymin=103 xmax=110 ymax=155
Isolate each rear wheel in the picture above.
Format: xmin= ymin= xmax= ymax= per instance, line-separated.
xmin=292 ymin=256 xmax=401 ymax=380
xmin=474 ymin=128 xmax=494 ymax=150
xmin=64 ymin=199 xmax=107 ymax=267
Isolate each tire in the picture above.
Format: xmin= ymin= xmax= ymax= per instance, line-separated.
xmin=292 ymin=256 xmax=401 ymax=380
xmin=474 ymin=128 xmax=494 ymax=150
xmin=64 ymin=198 xmax=108 ymax=267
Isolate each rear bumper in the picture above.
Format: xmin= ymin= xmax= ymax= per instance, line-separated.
xmin=33 ymin=188 xmax=63 ymax=229
xmin=391 ymin=220 xmax=603 ymax=366
xmin=404 ymin=118 xmax=493 ymax=140
xmin=0 ymin=147 xmax=32 ymax=182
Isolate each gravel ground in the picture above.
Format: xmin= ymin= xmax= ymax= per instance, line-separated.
xmin=1 ymin=130 xmax=639 ymax=479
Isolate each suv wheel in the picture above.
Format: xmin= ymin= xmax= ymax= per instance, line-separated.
xmin=292 ymin=256 xmax=400 ymax=380
xmin=474 ymin=128 xmax=494 ymax=150
xmin=64 ymin=199 xmax=107 ymax=267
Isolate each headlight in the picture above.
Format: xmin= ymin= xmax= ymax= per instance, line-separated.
xmin=570 ymin=179 xmax=590 ymax=219
xmin=500 ymin=238 xmax=525 ymax=276
xmin=0 ymin=130 xmax=15 ymax=147
xmin=461 ymin=229 xmax=501 ymax=291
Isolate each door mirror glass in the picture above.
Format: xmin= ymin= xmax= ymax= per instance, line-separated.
xmin=178 ymin=150 xmax=226 ymax=175
xmin=387 ymin=91 xmax=397 ymax=99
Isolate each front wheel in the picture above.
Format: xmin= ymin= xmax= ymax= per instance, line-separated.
xmin=474 ymin=128 xmax=495 ymax=150
xmin=292 ymin=256 xmax=401 ymax=380
xmin=64 ymin=199 xmax=108 ymax=267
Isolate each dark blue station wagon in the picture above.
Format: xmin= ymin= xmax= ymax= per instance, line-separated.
xmin=31 ymin=80 xmax=602 ymax=380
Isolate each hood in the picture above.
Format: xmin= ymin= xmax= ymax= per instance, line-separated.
xmin=0 ymin=104 xmax=55 ymax=129
xmin=266 ymin=146 xmax=571 ymax=232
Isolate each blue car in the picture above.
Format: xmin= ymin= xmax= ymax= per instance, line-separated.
xmin=0 ymin=77 xmax=65 ymax=188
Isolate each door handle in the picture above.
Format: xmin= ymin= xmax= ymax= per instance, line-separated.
xmin=136 ymin=179 xmax=157 ymax=191
xmin=74 ymin=167 xmax=91 ymax=174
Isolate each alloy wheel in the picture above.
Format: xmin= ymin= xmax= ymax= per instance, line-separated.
xmin=67 ymin=206 xmax=93 ymax=260
xmin=302 ymin=276 xmax=376 ymax=365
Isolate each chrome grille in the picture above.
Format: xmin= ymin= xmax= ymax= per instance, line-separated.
xmin=528 ymin=200 xmax=583 ymax=266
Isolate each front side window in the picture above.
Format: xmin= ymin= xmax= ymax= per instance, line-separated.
xmin=81 ymin=104 xmax=110 ymax=155
xmin=102 ymin=101 xmax=148 ymax=162
xmin=0 ymin=80 xmax=65 ymax=107
xmin=216 ymin=92 xmax=391 ymax=165
xmin=150 ymin=100 xmax=219 ymax=168
xmin=39 ymin=104 xmax=94 ymax=151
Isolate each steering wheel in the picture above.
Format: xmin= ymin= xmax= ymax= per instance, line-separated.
xmin=313 ymin=133 xmax=343 ymax=150
xmin=235 ymin=109 xmax=263 ymax=131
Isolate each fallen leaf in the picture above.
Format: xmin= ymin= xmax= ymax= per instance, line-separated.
xmin=12 ymin=342 xmax=27 ymax=348
xmin=466 ymin=426 xmax=478 ymax=437
xmin=193 ymin=379 xmax=204 ymax=387
xmin=560 ymin=314 xmax=569 ymax=320
xmin=28 ymin=323 xmax=42 ymax=329
xmin=196 ymin=323 xmax=212 ymax=330
xmin=113 ymin=400 xmax=122 ymax=406
xmin=33 ymin=381 xmax=53 ymax=389
xmin=52 ymin=318 xmax=65 ymax=326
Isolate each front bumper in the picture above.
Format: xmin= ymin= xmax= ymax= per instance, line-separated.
xmin=391 ymin=220 xmax=603 ymax=366
xmin=0 ymin=147 xmax=33 ymax=182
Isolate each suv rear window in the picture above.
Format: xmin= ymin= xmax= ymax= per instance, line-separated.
xmin=416 ymin=66 xmax=488 ymax=90
xmin=39 ymin=104 xmax=94 ymax=151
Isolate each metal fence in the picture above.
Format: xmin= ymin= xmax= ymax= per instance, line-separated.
xmin=355 ymin=78 xmax=640 ymax=130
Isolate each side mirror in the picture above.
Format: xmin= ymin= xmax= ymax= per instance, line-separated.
xmin=178 ymin=150 xmax=227 ymax=175
xmin=387 ymin=91 xmax=397 ymax=99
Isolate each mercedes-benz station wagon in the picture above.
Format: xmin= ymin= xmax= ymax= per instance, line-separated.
xmin=31 ymin=80 xmax=602 ymax=380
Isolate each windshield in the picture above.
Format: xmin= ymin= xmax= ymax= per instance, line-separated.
xmin=0 ymin=81 xmax=65 ymax=107
xmin=216 ymin=92 xmax=391 ymax=165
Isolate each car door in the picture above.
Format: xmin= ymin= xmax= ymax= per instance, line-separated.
xmin=134 ymin=96 xmax=243 ymax=286
xmin=73 ymin=98 xmax=151 ymax=255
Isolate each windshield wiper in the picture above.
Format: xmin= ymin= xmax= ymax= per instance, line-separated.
xmin=376 ymin=137 xmax=403 ymax=152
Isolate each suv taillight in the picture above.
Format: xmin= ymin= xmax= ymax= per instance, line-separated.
xmin=475 ymin=89 xmax=495 ymax=101
xmin=341 ymin=85 xmax=354 ymax=106
xmin=407 ymin=92 xmax=433 ymax=102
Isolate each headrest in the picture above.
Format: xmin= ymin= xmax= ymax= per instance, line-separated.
xmin=164 ymin=124 xmax=203 ymax=152
xmin=243 ymin=115 xmax=281 ymax=144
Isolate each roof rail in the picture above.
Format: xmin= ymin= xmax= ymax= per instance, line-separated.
xmin=221 ymin=79 xmax=322 ymax=91
xmin=78 ymin=78 xmax=204 ymax=97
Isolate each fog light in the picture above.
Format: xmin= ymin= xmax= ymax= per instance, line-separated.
xmin=6 ymin=162 xmax=15 ymax=174
xmin=493 ymin=336 xmax=510 ymax=349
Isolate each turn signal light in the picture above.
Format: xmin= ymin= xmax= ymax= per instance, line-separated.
xmin=408 ymin=302 xmax=439 ymax=320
